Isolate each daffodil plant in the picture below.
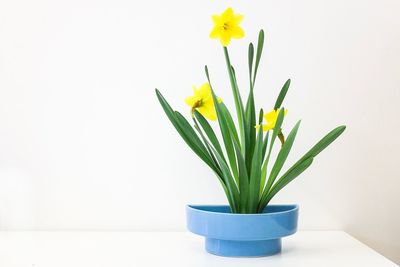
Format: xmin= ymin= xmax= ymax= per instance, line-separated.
xmin=155 ymin=8 xmax=346 ymax=214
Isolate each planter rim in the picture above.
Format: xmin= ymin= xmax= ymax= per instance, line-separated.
xmin=186 ymin=204 xmax=299 ymax=256
xmin=187 ymin=204 xmax=299 ymax=216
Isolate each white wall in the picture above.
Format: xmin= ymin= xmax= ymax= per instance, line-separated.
xmin=0 ymin=0 xmax=399 ymax=264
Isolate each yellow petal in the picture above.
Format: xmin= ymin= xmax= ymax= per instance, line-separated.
xmin=256 ymin=124 xmax=272 ymax=132
xmin=192 ymin=85 xmax=199 ymax=95
xmin=193 ymin=85 xmax=205 ymax=100
xmin=221 ymin=7 xmax=234 ymax=20
xmin=230 ymin=26 xmax=245 ymax=38
xmin=185 ymin=95 xmax=199 ymax=108
xmin=264 ymin=110 xmax=278 ymax=122
xmin=234 ymin=14 xmax=244 ymax=24
xmin=209 ymin=26 xmax=220 ymax=38
xmin=261 ymin=108 xmax=288 ymax=131
xmin=196 ymin=83 xmax=211 ymax=99
xmin=198 ymin=106 xmax=217 ymax=121
xmin=263 ymin=124 xmax=273 ymax=131
xmin=212 ymin=15 xmax=221 ymax=24
xmin=219 ymin=32 xmax=231 ymax=46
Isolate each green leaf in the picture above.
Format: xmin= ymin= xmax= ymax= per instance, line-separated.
xmin=259 ymin=109 xmax=286 ymax=195
xmin=174 ymin=111 xmax=210 ymax=154
xmin=300 ymin=125 xmax=346 ymax=160
xmin=253 ymin=30 xmax=265 ymax=86
xmin=245 ymin=31 xmax=265 ymax=168
xmin=248 ymin=43 xmax=254 ymax=88
xmin=216 ymin=175 xmax=236 ymax=212
xmin=156 ymin=89 xmax=241 ymax=209
xmin=245 ymin=42 xmax=257 ymax=172
xmin=220 ymin=102 xmax=240 ymax=147
xmin=244 ymin=91 xmax=256 ymax=173
xmin=205 ymin=67 xmax=240 ymax=185
xmin=194 ymin=110 xmax=224 ymax=158
xmin=258 ymin=125 xmax=346 ymax=211
xmin=258 ymin=109 xmax=264 ymax=124
xmin=155 ymin=89 xmax=220 ymax=176
xmin=174 ymin=111 xmax=220 ymax=171
xmin=217 ymin=103 xmax=240 ymax=184
xmin=263 ymin=120 xmax=301 ymax=196
xmin=248 ymin=110 xmax=264 ymax=213
xmin=259 ymin=157 xmax=314 ymax=212
xmin=207 ymin=139 xmax=240 ymax=213
xmin=232 ymin=137 xmax=249 ymax=213
xmin=262 ymin=131 xmax=270 ymax=160
xmin=193 ymin=115 xmax=239 ymax=211
xmin=245 ymin=42 xmax=256 ymax=169
xmin=274 ymin=79 xmax=291 ymax=110
xmin=192 ymin=118 xmax=222 ymax=173
xmin=259 ymin=131 xmax=270 ymax=194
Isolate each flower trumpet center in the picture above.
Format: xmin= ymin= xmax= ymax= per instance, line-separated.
xmin=223 ymin=23 xmax=230 ymax=30
xmin=191 ymin=99 xmax=204 ymax=114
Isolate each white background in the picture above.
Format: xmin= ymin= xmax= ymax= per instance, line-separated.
xmin=0 ymin=0 xmax=399 ymax=264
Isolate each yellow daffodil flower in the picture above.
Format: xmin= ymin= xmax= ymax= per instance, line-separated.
xmin=185 ymin=83 xmax=222 ymax=121
xmin=210 ymin=7 xmax=245 ymax=47
xmin=256 ymin=109 xmax=288 ymax=131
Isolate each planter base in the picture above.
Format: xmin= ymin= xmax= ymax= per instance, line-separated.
xmin=205 ymin=238 xmax=281 ymax=257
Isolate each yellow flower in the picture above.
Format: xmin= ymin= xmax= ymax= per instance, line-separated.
xmin=185 ymin=83 xmax=222 ymax=121
xmin=210 ymin=7 xmax=245 ymax=47
xmin=256 ymin=109 xmax=288 ymax=131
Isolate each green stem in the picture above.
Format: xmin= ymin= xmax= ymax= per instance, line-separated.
xmin=223 ymin=47 xmax=246 ymax=155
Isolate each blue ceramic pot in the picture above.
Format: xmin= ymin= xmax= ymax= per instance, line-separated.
xmin=186 ymin=204 xmax=298 ymax=257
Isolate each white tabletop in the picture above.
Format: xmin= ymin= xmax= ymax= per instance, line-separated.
xmin=0 ymin=231 xmax=396 ymax=267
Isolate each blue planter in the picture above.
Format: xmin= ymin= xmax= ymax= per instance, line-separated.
xmin=186 ymin=204 xmax=298 ymax=257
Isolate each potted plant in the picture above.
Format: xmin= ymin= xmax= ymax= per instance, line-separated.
xmin=155 ymin=7 xmax=345 ymax=257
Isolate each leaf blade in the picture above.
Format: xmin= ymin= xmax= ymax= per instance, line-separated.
xmin=259 ymin=157 xmax=314 ymax=212
xmin=300 ymin=125 xmax=346 ymax=160
xmin=248 ymin=42 xmax=254 ymax=86
xmin=207 ymin=139 xmax=241 ymax=213
xmin=248 ymin=110 xmax=264 ymax=213
xmin=232 ymin=137 xmax=249 ymax=213
xmin=205 ymin=66 xmax=240 ymax=186
xmin=274 ymin=79 xmax=291 ymax=110
xmin=194 ymin=110 xmax=224 ymax=158
xmin=253 ymin=30 xmax=265 ymax=85
xmin=258 ymin=125 xmax=346 ymax=211
xmin=155 ymin=89 xmax=220 ymax=175
xmin=263 ymin=120 xmax=301 ymax=196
